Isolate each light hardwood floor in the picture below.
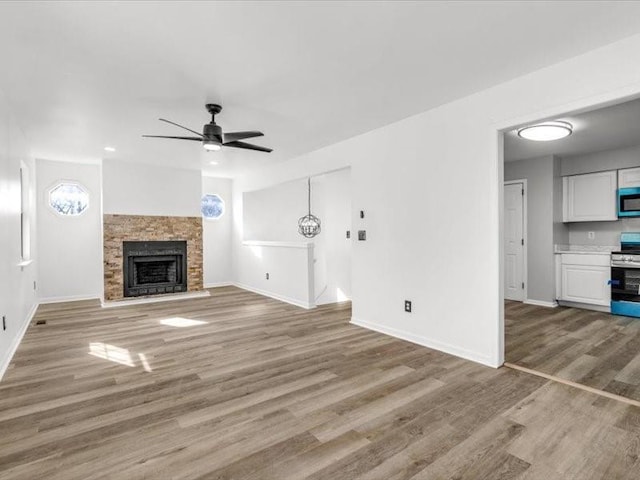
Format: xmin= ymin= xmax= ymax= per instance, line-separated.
xmin=1 ymin=288 xmax=639 ymax=479
xmin=506 ymin=300 xmax=640 ymax=404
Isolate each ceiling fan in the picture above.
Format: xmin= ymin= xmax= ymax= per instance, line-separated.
xmin=142 ymin=104 xmax=272 ymax=153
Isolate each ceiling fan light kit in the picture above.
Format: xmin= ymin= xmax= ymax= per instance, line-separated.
xmin=142 ymin=104 xmax=272 ymax=153
xmin=203 ymin=141 xmax=221 ymax=151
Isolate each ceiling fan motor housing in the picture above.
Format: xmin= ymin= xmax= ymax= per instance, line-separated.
xmin=203 ymin=123 xmax=223 ymax=143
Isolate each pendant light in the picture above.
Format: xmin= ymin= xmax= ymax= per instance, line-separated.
xmin=298 ymin=178 xmax=321 ymax=238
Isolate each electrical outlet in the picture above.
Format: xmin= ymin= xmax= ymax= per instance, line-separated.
xmin=265 ymin=273 xmax=269 ymax=280
xmin=358 ymin=230 xmax=367 ymax=241
xmin=2 ymin=316 xmax=6 ymax=331
xmin=404 ymin=300 xmax=412 ymax=313
xmin=360 ymin=210 xmax=365 ymax=219
xmin=346 ymin=230 xmax=350 ymax=239
xmin=33 ymin=281 xmax=37 ymax=290
xmin=588 ymin=231 xmax=595 ymax=240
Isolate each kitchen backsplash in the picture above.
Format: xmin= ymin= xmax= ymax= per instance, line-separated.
xmin=568 ymin=217 xmax=640 ymax=247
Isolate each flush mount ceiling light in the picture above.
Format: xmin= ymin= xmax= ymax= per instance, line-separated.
xmin=298 ymin=178 xmax=321 ymax=238
xmin=517 ymin=121 xmax=573 ymax=141
xmin=104 ymin=146 xmax=116 ymax=152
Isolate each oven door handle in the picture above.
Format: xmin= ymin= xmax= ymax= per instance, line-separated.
xmin=611 ymin=261 xmax=640 ymax=268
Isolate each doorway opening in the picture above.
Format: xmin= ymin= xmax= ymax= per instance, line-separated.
xmin=500 ymin=93 xmax=640 ymax=407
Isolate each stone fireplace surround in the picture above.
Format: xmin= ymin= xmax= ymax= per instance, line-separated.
xmin=103 ymin=214 xmax=203 ymax=301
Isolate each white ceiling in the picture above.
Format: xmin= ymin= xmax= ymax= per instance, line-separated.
xmin=505 ymin=96 xmax=640 ymax=161
xmin=2 ymin=2 xmax=640 ymax=177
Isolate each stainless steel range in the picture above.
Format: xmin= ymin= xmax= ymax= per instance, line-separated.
xmin=611 ymin=232 xmax=640 ymax=317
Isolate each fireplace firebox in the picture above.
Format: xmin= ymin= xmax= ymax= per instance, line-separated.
xmin=123 ymin=241 xmax=187 ymax=297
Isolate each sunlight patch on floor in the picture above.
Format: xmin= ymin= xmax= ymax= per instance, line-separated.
xmin=160 ymin=317 xmax=208 ymax=328
xmin=138 ymin=353 xmax=152 ymax=372
xmin=88 ymin=342 xmax=154 ymax=372
xmin=89 ymin=342 xmax=135 ymax=367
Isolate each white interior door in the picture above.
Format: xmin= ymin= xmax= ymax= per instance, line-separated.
xmin=504 ymin=183 xmax=524 ymax=301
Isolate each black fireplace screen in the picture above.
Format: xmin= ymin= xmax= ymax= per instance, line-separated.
xmin=123 ymin=241 xmax=187 ymax=297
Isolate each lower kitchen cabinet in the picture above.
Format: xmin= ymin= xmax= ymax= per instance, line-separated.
xmin=556 ymin=253 xmax=611 ymax=309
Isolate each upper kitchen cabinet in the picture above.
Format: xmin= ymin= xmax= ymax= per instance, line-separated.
xmin=618 ymin=167 xmax=640 ymax=188
xmin=563 ymin=170 xmax=617 ymax=222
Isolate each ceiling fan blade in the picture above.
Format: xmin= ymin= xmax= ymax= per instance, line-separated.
xmin=142 ymin=135 xmax=202 ymax=141
xmin=158 ymin=118 xmax=203 ymax=137
xmin=224 ymin=141 xmax=273 ymax=153
xmin=223 ymin=131 xmax=264 ymax=143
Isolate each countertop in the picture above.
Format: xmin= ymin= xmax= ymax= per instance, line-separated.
xmin=554 ymin=245 xmax=617 ymax=255
xmin=554 ymin=250 xmax=613 ymax=255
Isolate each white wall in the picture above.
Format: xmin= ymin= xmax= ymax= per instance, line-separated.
xmin=202 ymin=176 xmax=233 ymax=286
xmin=553 ymin=156 xmax=569 ymax=249
xmin=242 ymin=168 xmax=352 ymax=304
xmin=0 ymin=90 xmax=38 ymax=379
xmin=36 ymin=159 xmax=204 ymax=303
xmin=561 ymin=143 xmax=640 ymax=177
xmin=36 ymin=159 xmax=103 ymax=302
xmin=243 ymin=178 xmax=306 ymax=242
xmin=236 ymin=242 xmax=315 ymax=308
xmin=103 ymin=160 xmax=200 ymax=216
xmin=233 ymin=33 xmax=640 ymax=367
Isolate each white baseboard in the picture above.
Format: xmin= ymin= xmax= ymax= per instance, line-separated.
xmin=204 ymin=282 xmax=232 ymax=288
xmin=557 ymin=300 xmax=610 ymax=313
xmin=524 ymin=299 xmax=559 ymax=308
xmin=0 ymin=301 xmax=38 ymax=381
xmin=233 ymin=282 xmax=315 ymax=310
xmin=39 ymin=294 xmax=101 ymax=305
xmin=350 ymin=317 xmax=499 ymax=368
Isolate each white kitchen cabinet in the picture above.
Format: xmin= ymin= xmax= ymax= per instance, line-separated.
xmin=618 ymin=167 xmax=640 ymax=188
xmin=557 ymin=253 xmax=610 ymax=307
xmin=562 ymin=170 xmax=617 ymax=222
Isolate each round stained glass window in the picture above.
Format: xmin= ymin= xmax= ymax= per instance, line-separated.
xmin=201 ymin=194 xmax=225 ymax=220
xmin=49 ymin=182 xmax=89 ymax=216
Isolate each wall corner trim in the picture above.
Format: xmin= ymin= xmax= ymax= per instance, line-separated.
xmin=0 ymin=301 xmax=39 ymax=381
xmin=350 ymin=317 xmax=500 ymax=368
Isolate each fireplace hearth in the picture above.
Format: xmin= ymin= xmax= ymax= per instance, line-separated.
xmin=123 ymin=241 xmax=187 ymax=297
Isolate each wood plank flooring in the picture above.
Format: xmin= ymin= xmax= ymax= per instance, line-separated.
xmin=506 ymin=300 xmax=640 ymax=404
xmin=0 ymin=287 xmax=639 ymax=479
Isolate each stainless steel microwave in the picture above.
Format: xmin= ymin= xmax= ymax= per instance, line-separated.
xmin=618 ymin=187 xmax=640 ymax=217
